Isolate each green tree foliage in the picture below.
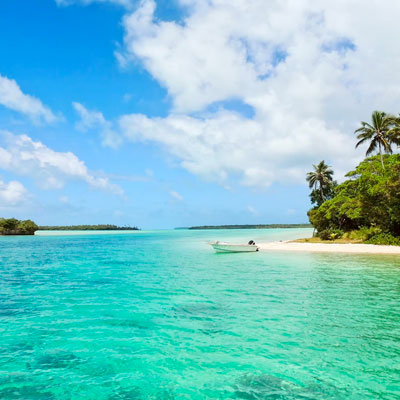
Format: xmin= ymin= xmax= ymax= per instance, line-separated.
xmin=309 ymin=181 xmax=337 ymax=208
xmin=0 ymin=218 xmax=39 ymax=235
xmin=1 ymin=218 xmax=19 ymax=231
xmin=306 ymin=161 xmax=336 ymax=207
xmin=17 ymin=220 xmax=39 ymax=234
xmin=355 ymin=111 xmax=400 ymax=169
xmin=308 ymin=154 xmax=400 ymax=237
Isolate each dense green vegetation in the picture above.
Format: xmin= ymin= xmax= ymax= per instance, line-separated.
xmin=0 ymin=218 xmax=39 ymax=235
xmin=39 ymin=225 xmax=139 ymax=231
xmin=307 ymin=111 xmax=400 ymax=245
xmin=190 ymin=224 xmax=312 ymax=230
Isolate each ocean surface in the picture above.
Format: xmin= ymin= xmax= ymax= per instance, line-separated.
xmin=0 ymin=228 xmax=399 ymax=399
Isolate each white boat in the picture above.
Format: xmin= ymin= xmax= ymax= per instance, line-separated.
xmin=209 ymin=241 xmax=259 ymax=253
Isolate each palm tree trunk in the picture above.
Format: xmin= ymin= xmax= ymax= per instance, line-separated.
xmin=319 ymin=180 xmax=325 ymax=203
xmin=379 ymin=142 xmax=385 ymax=169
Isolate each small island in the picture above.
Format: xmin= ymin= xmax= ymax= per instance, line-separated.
xmin=0 ymin=219 xmax=140 ymax=235
xmin=0 ymin=218 xmax=39 ymax=235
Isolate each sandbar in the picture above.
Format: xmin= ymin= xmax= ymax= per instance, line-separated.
xmin=259 ymin=241 xmax=400 ymax=255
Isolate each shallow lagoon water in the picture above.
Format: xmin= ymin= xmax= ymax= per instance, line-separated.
xmin=0 ymin=229 xmax=399 ymax=399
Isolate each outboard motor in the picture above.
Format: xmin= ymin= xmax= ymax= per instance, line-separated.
xmin=248 ymin=240 xmax=255 ymax=245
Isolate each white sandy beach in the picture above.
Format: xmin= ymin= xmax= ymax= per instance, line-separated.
xmin=259 ymin=241 xmax=400 ymax=255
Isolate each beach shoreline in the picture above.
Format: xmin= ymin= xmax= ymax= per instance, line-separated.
xmin=259 ymin=241 xmax=400 ymax=254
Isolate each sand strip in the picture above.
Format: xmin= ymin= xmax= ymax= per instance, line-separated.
xmin=259 ymin=241 xmax=400 ymax=255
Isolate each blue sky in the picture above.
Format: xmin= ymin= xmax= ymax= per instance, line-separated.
xmin=0 ymin=0 xmax=398 ymax=228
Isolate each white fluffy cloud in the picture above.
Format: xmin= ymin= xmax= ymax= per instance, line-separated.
xmin=73 ymin=102 xmax=122 ymax=148
xmin=0 ymin=75 xmax=57 ymax=123
xmin=0 ymin=131 xmax=123 ymax=195
xmin=116 ymin=0 xmax=400 ymax=186
xmin=0 ymin=179 xmax=27 ymax=207
xmin=120 ymin=111 xmax=357 ymax=186
xmin=55 ymin=0 xmax=134 ymax=8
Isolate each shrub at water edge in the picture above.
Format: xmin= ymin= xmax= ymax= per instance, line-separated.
xmin=0 ymin=218 xmax=39 ymax=235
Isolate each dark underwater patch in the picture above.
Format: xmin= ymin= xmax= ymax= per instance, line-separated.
xmin=0 ymin=307 xmax=27 ymax=317
xmin=88 ymin=277 xmax=115 ymax=286
xmin=172 ymin=302 xmax=231 ymax=320
xmin=0 ymin=341 xmax=35 ymax=356
xmin=0 ymin=385 xmax=54 ymax=400
xmin=199 ymin=325 xmax=226 ymax=335
xmin=30 ymin=350 xmax=80 ymax=370
xmin=0 ymin=295 xmax=37 ymax=318
xmin=154 ymin=388 xmax=175 ymax=399
xmin=106 ymin=317 xmax=154 ymax=330
xmin=172 ymin=302 xmax=233 ymax=336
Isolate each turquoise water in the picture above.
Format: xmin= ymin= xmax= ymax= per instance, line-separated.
xmin=1 ymin=228 xmax=399 ymax=399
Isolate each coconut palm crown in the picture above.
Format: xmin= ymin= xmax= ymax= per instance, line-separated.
xmin=355 ymin=111 xmax=400 ymax=169
xmin=306 ymin=161 xmax=334 ymax=205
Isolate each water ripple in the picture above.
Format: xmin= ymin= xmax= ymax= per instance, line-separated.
xmin=0 ymin=231 xmax=399 ymax=399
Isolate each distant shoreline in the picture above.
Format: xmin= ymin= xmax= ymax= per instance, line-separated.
xmin=38 ymin=225 xmax=139 ymax=231
xmin=189 ymin=224 xmax=312 ymax=230
xmin=35 ymin=230 xmax=140 ymax=236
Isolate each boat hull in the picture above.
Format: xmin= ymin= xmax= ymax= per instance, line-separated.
xmin=210 ymin=242 xmax=259 ymax=253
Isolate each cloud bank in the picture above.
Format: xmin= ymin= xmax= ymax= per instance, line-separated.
xmin=116 ymin=0 xmax=400 ymax=186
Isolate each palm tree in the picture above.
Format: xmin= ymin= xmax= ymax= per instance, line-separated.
xmin=306 ymin=161 xmax=334 ymax=205
xmin=387 ymin=114 xmax=400 ymax=147
xmin=355 ymin=111 xmax=399 ymax=169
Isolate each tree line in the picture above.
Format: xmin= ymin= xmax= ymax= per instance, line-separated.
xmin=189 ymin=224 xmax=312 ymax=230
xmin=39 ymin=225 xmax=139 ymax=231
xmin=306 ymin=111 xmax=400 ymax=245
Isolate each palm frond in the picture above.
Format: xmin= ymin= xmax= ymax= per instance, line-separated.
xmin=356 ymin=136 xmax=370 ymax=148
xmin=365 ymin=138 xmax=378 ymax=156
xmin=306 ymin=161 xmax=334 ymax=191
